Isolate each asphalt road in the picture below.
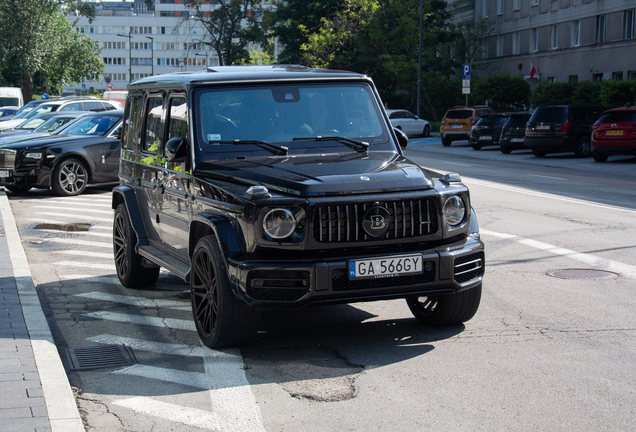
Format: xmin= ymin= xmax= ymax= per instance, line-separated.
xmin=7 ymin=138 xmax=636 ymax=431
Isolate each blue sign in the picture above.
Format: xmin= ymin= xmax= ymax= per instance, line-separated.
xmin=462 ymin=64 xmax=471 ymax=80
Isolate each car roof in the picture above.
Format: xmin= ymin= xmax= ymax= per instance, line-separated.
xmin=385 ymin=109 xmax=410 ymax=114
xmin=604 ymin=106 xmax=636 ymax=112
xmin=128 ymin=65 xmax=369 ymax=89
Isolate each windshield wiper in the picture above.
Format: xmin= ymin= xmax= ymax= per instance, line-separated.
xmin=209 ymin=139 xmax=288 ymax=156
xmin=293 ymin=136 xmax=369 ymax=152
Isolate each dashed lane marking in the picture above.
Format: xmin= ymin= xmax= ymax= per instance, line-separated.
xmin=82 ymin=311 xmax=196 ymax=331
xmin=76 ymin=292 xmax=190 ymax=311
xmin=54 ymin=260 xmax=114 ymax=270
xmin=33 ymin=205 xmax=112 ymax=214
xmin=45 ymin=238 xmax=112 ymax=248
xmin=54 ymin=250 xmax=113 ymax=259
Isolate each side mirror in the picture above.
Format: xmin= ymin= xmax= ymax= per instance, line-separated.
xmin=394 ymin=128 xmax=408 ymax=149
xmin=164 ymin=137 xmax=188 ymax=162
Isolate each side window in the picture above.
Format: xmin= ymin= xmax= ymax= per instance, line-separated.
xmin=143 ymin=96 xmax=165 ymax=153
xmin=102 ymin=102 xmax=115 ymax=111
xmin=587 ymin=107 xmax=602 ymax=122
xmin=166 ymin=96 xmax=188 ymax=172
xmin=571 ymin=108 xmax=584 ymax=123
xmin=404 ymin=111 xmax=416 ymax=120
xmin=59 ymin=103 xmax=81 ymax=111
xmin=83 ymin=102 xmax=103 ymax=111
xmin=122 ymin=95 xmax=143 ymax=150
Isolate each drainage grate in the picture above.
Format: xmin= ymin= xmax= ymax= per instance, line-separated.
xmin=547 ymin=269 xmax=619 ymax=280
xmin=34 ymin=223 xmax=91 ymax=232
xmin=64 ymin=344 xmax=137 ymax=371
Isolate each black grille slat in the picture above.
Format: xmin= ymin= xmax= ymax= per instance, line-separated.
xmin=454 ymin=253 xmax=484 ymax=284
xmin=313 ymin=199 xmax=436 ymax=243
xmin=248 ymin=270 xmax=310 ymax=302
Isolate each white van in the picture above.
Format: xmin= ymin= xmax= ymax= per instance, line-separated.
xmin=0 ymin=87 xmax=23 ymax=108
xmin=102 ymin=90 xmax=127 ymax=109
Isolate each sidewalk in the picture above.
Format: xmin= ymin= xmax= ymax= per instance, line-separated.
xmin=0 ymin=191 xmax=84 ymax=432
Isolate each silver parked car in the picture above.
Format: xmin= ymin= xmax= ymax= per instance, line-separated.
xmin=386 ymin=109 xmax=431 ymax=137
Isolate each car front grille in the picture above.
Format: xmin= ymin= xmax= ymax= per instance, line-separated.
xmin=247 ymin=270 xmax=310 ymax=302
xmin=331 ymin=264 xmax=436 ymax=291
xmin=454 ymin=253 xmax=484 ymax=284
xmin=0 ymin=149 xmax=16 ymax=169
xmin=313 ymin=199 xmax=437 ymax=243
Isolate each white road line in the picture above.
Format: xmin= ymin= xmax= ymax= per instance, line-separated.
xmin=36 ymin=212 xmax=112 ymax=222
xmin=527 ymin=174 xmax=567 ymax=180
xmin=54 ymin=250 xmax=113 ymax=259
xmin=55 ymin=260 xmax=114 ymax=270
xmin=88 ymin=335 xmax=211 ymax=357
xmin=465 ymin=177 xmax=636 ymax=215
xmin=45 ymin=200 xmax=112 ymax=208
xmin=59 ymin=275 xmax=120 ymax=284
xmin=34 ymin=206 xmax=112 ymax=215
xmin=444 ymin=162 xmax=470 ymax=166
xmin=45 ymin=238 xmax=112 ymax=249
xmin=82 ymin=311 xmax=196 ymax=331
xmin=76 ymin=292 xmax=190 ymax=311
xmin=481 ymin=228 xmax=636 ymax=280
xmin=113 ymin=398 xmax=224 ymax=431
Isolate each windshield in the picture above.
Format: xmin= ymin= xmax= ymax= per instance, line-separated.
xmin=34 ymin=116 xmax=81 ymax=133
xmin=598 ymin=111 xmax=636 ymax=123
xmin=64 ymin=115 xmax=120 ymax=135
xmin=16 ymin=117 xmax=47 ymax=130
xmin=530 ymin=107 xmax=567 ymax=123
xmin=195 ymin=83 xmax=388 ymax=155
xmin=445 ymin=110 xmax=472 ymax=119
xmin=506 ymin=115 xmax=531 ymax=127
xmin=476 ymin=116 xmax=507 ymax=126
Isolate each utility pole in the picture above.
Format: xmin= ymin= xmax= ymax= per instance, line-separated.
xmin=146 ymin=36 xmax=154 ymax=76
xmin=117 ymin=30 xmax=133 ymax=83
xmin=417 ymin=0 xmax=423 ymax=118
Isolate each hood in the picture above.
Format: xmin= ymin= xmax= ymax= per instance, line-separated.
xmin=0 ymin=134 xmax=89 ymax=151
xmin=195 ymin=151 xmax=435 ymax=197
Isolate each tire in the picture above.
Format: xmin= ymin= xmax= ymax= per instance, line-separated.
xmin=500 ymin=148 xmax=512 ymax=154
xmin=472 ymin=144 xmax=481 ymax=150
xmin=51 ymin=158 xmax=88 ymax=196
xmin=4 ymin=186 xmax=31 ymax=194
xmin=423 ymin=124 xmax=430 ymax=137
xmin=574 ymin=136 xmax=591 ymax=157
xmin=592 ymin=151 xmax=608 ymax=162
xmin=532 ymin=149 xmax=547 ymax=157
xmin=442 ymin=137 xmax=452 ymax=147
xmin=190 ymin=235 xmax=257 ymax=348
xmin=113 ymin=203 xmax=160 ymax=288
xmin=406 ymin=283 xmax=482 ymax=326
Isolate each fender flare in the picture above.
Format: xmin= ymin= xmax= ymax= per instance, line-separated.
xmin=112 ymin=184 xmax=148 ymax=243
xmin=189 ymin=213 xmax=245 ymax=260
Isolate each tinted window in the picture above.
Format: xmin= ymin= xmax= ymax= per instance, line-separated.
xmin=586 ymin=107 xmax=604 ymax=122
xmin=123 ymin=95 xmax=143 ymax=150
xmin=530 ymin=107 xmax=567 ymax=123
xmin=389 ymin=112 xmax=403 ymax=119
xmin=83 ymin=102 xmax=103 ymax=111
xmin=33 ymin=116 xmax=77 ymax=133
xmin=403 ymin=111 xmax=416 ymax=119
xmin=476 ymin=116 xmax=507 ymax=126
xmin=598 ymin=111 xmax=636 ymax=122
xmin=144 ymin=96 xmax=165 ymax=153
xmin=64 ymin=115 xmax=120 ymax=135
xmin=59 ymin=103 xmax=82 ymax=112
xmin=506 ymin=114 xmax=531 ymax=127
xmin=445 ymin=110 xmax=472 ymax=119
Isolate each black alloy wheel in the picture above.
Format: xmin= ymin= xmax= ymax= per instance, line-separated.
xmin=575 ymin=136 xmax=592 ymax=157
xmin=423 ymin=124 xmax=431 ymax=137
xmin=406 ymin=283 xmax=482 ymax=326
xmin=113 ymin=203 xmax=160 ymax=288
xmin=52 ymin=158 xmax=88 ymax=196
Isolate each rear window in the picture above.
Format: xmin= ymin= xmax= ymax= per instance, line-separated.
xmin=476 ymin=116 xmax=507 ymax=126
xmin=598 ymin=111 xmax=636 ymax=123
xmin=445 ymin=110 xmax=472 ymax=119
xmin=506 ymin=115 xmax=531 ymax=127
xmin=530 ymin=107 xmax=567 ymax=123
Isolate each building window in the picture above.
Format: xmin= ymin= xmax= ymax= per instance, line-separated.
xmin=496 ymin=35 xmax=503 ymax=57
xmin=497 ymin=0 xmax=503 ymax=15
xmin=551 ymin=25 xmax=558 ymax=49
xmin=629 ymin=71 xmax=636 ymax=80
xmin=531 ymin=28 xmax=538 ymax=52
xmin=597 ymin=15 xmax=606 ymax=43
xmin=568 ymin=75 xmax=578 ymax=83
xmin=613 ymin=72 xmax=624 ymax=81
xmin=626 ymin=10 xmax=635 ymax=40
xmin=482 ymin=0 xmax=489 ymax=18
xmin=593 ymin=73 xmax=603 ymax=82
xmin=547 ymin=77 xmax=556 ymax=83
xmin=531 ymin=0 xmax=538 ymax=6
xmin=512 ymin=32 xmax=520 ymax=54
xmin=513 ymin=0 xmax=520 ymax=11
xmin=572 ymin=20 xmax=580 ymax=47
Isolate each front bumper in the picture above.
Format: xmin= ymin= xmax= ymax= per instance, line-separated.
xmin=227 ymin=235 xmax=485 ymax=307
xmin=0 ymin=167 xmax=47 ymax=188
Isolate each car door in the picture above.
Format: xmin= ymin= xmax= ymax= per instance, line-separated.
xmin=402 ymin=111 xmax=419 ymax=136
xmin=79 ymin=115 xmax=122 ymax=183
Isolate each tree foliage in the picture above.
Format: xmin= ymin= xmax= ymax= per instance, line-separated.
xmin=181 ymin=0 xmax=274 ymax=66
xmin=471 ymin=74 xmax=531 ymax=112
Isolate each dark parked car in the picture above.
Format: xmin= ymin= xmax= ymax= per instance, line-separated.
xmin=499 ymin=113 xmax=532 ymax=154
xmin=0 ymin=111 xmax=123 ymax=195
xmin=112 ymin=66 xmax=485 ymax=349
xmin=469 ymin=113 xmax=508 ymax=150
xmin=591 ymin=106 xmax=636 ymax=162
xmin=525 ymin=104 xmax=605 ymax=157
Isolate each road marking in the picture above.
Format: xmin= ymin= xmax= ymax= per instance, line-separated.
xmin=481 ymin=228 xmax=636 ymax=279
xmin=83 ymin=311 xmax=196 ymax=331
xmin=35 ymin=211 xmax=112 ymax=222
xmin=45 ymin=200 xmax=112 ymax=208
xmin=59 ymin=275 xmax=120 ymax=284
xmin=113 ymin=398 xmax=224 ymax=431
xmin=55 ymin=260 xmax=113 ymax=270
xmin=54 ymin=250 xmax=113 ymax=259
xmin=527 ymin=174 xmax=567 ymax=180
xmin=466 ymin=178 xmax=636 ymax=215
xmin=89 ymin=335 xmax=210 ymax=357
xmin=45 ymin=238 xmax=112 ymax=248
xmin=33 ymin=205 xmax=112 ymax=215
xmin=444 ymin=162 xmax=470 ymax=167
xmin=76 ymin=292 xmax=190 ymax=311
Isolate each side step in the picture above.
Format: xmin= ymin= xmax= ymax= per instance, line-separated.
xmin=137 ymin=244 xmax=190 ymax=281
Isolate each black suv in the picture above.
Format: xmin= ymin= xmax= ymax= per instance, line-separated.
xmin=499 ymin=113 xmax=532 ymax=154
xmin=112 ymin=66 xmax=485 ymax=348
xmin=469 ymin=113 xmax=508 ymax=150
xmin=525 ymin=104 xmax=605 ymax=157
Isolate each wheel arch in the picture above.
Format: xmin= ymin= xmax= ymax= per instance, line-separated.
xmin=189 ymin=214 xmax=245 ymax=260
xmin=112 ymin=185 xmax=149 ymax=243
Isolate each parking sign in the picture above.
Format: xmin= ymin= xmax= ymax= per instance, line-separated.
xmin=462 ymin=64 xmax=471 ymax=80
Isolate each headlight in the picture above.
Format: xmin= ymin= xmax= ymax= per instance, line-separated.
xmin=24 ymin=152 xmax=43 ymax=159
xmin=263 ymin=208 xmax=297 ymax=239
xmin=443 ymin=196 xmax=466 ymax=226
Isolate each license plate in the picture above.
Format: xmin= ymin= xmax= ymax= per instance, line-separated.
xmin=479 ymin=136 xmax=492 ymax=140
xmin=606 ymin=130 xmax=624 ymax=136
xmin=0 ymin=170 xmax=9 ymax=178
xmin=349 ymin=254 xmax=423 ymax=280
xmin=536 ymin=125 xmax=550 ymax=130
xmin=511 ymin=138 xmax=524 ymax=142
xmin=451 ymin=125 xmax=463 ymax=129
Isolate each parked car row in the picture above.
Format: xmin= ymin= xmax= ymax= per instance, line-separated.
xmin=440 ymin=104 xmax=636 ymax=162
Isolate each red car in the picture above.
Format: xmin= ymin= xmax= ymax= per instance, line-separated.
xmin=591 ymin=106 xmax=636 ymax=162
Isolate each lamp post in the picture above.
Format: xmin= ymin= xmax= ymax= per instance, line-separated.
xmin=117 ymin=30 xmax=132 ymax=84
xmin=146 ymin=36 xmax=154 ymax=76
xmin=417 ymin=0 xmax=423 ymax=118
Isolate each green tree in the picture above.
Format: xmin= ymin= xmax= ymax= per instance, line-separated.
xmin=471 ymin=74 xmax=531 ymax=112
xmin=599 ymin=80 xmax=636 ymax=108
xmin=181 ymin=0 xmax=273 ymax=66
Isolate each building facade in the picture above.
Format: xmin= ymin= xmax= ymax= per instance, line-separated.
xmin=466 ymin=0 xmax=636 ymax=85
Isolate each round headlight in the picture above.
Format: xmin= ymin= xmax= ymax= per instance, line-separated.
xmin=443 ymin=196 xmax=466 ymax=226
xmin=263 ymin=208 xmax=297 ymax=239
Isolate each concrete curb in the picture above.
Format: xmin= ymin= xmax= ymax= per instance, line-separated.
xmin=0 ymin=192 xmax=85 ymax=432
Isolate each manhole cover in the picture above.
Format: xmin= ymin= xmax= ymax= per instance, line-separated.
xmin=547 ymin=269 xmax=619 ymax=280
xmin=64 ymin=344 xmax=137 ymax=371
xmin=33 ymin=223 xmax=91 ymax=232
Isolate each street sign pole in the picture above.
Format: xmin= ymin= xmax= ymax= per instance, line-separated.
xmin=462 ymin=64 xmax=471 ymax=107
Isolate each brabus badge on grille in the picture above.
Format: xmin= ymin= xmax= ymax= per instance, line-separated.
xmin=362 ymin=206 xmax=390 ymax=237
xmin=360 ymin=176 xmax=370 ymax=181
